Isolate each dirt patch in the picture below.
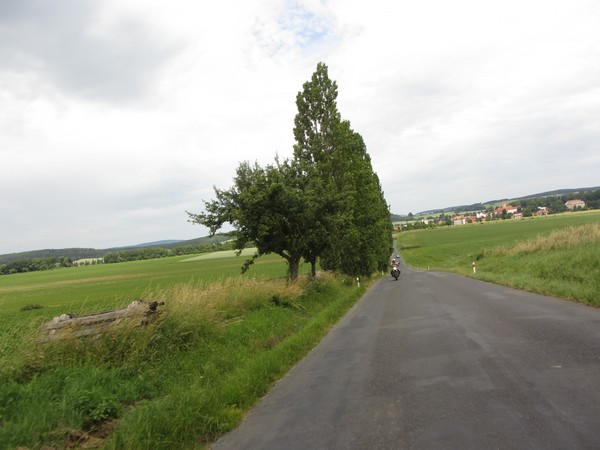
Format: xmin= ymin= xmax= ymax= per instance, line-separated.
xmin=64 ymin=420 xmax=117 ymax=449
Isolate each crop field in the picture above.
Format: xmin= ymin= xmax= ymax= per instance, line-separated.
xmin=397 ymin=210 xmax=600 ymax=306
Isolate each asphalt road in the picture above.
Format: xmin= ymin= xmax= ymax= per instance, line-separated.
xmin=212 ymin=262 xmax=600 ymax=449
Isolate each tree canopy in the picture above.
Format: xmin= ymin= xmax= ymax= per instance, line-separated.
xmin=188 ymin=62 xmax=391 ymax=281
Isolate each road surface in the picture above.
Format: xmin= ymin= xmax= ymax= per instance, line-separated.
xmin=212 ymin=262 xmax=600 ymax=449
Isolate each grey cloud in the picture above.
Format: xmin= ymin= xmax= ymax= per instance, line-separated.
xmin=0 ymin=0 xmax=178 ymax=102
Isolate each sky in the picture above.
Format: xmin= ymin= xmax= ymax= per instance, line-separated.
xmin=1 ymin=0 xmax=599 ymax=254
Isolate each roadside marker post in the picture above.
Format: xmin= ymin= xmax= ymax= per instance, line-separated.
xmin=472 ymin=261 xmax=477 ymax=274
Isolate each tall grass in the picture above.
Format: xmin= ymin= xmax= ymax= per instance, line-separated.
xmin=483 ymin=223 xmax=600 ymax=256
xmin=0 ymin=273 xmax=366 ymax=449
xmin=476 ymin=224 xmax=600 ymax=305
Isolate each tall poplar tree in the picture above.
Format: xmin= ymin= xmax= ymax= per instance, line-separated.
xmin=188 ymin=62 xmax=391 ymax=281
xmin=292 ymin=63 xmax=392 ymax=276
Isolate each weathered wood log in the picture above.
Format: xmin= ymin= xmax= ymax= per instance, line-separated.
xmin=39 ymin=299 xmax=164 ymax=342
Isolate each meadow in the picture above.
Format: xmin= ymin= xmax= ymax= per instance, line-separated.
xmin=397 ymin=210 xmax=600 ymax=306
xmin=0 ymin=251 xmax=367 ymax=449
xmin=0 ymin=249 xmax=286 ymax=315
xmin=3 ymin=210 xmax=599 ymax=448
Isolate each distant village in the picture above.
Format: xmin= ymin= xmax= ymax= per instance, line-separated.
xmin=394 ymin=198 xmax=590 ymax=231
xmin=448 ymin=200 xmax=585 ymax=226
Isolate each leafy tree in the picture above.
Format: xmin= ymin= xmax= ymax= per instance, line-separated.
xmin=292 ymin=63 xmax=391 ymax=276
xmin=188 ymin=158 xmax=321 ymax=281
xmin=57 ymin=256 xmax=73 ymax=267
xmin=188 ymin=62 xmax=391 ymax=280
xmin=293 ymin=62 xmax=341 ymax=166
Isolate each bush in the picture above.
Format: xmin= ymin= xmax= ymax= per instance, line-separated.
xmin=20 ymin=304 xmax=44 ymax=312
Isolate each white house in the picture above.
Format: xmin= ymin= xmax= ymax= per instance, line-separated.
xmin=565 ymin=199 xmax=586 ymax=210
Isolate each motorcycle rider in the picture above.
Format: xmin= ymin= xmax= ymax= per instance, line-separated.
xmin=391 ymin=258 xmax=400 ymax=279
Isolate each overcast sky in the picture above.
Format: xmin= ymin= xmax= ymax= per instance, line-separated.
xmin=1 ymin=0 xmax=599 ymax=254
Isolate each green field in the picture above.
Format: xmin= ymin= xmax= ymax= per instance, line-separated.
xmin=397 ymin=210 xmax=600 ymax=305
xmin=0 ymin=251 xmax=296 ymax=359
xmin=3 ymin=211 xmax=599 ymax=448
xmin=0 ymin=250 xmax=370 ymax=449
xmin=0 ymin=250 xmax=288 ymax=314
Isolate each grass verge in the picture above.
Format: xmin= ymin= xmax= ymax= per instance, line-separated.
xmin=398 ymin=213 xmax=600 ymax=307
xmin=0 ymin=273 xmax=367 ymax=449
xmin=475 ymin=224 xmax=600 ymax=305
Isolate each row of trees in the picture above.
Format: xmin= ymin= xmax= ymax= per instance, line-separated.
xmin=0 ymin=256 xmax=73 ymax=275
xmin=0 ymin=242 xmax=238 ymax=272
xmin=103 ymin=248 xmax=173 ymax=264
xmin=0 ymin=248 xmax=104 ymax=265
xmin=188 ymin=63 xmax=392 ymax=281
xmin=103 ymin=241 xmax=237 ymax=264
xmin=518 ymin=190 xmax=600 ymax=212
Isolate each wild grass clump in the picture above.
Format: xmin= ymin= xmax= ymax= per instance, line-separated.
xmin=20 ymin=303 xmax=44 ymax=311
xmin=0 ymin=272 xmax=364 ymax=449
xmin=483 ymin=224 xmax=600 ymax=257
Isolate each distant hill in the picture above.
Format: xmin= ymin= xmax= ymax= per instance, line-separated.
xmin=5 ymin=186 xmax=599 ymax=263
xmin=412 ymin=186 xmax=600 ymax=216
xmin=0 ymin=234 xmax=232 ymax=265
xmin=127 ymin=240 xmax=183 ymax=248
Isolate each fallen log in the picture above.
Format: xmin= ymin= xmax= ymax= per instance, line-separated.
xmin=39 ymin=299 xmax=164 ymax=342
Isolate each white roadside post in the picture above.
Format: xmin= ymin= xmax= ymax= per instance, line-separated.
xmin=472 ymin=261 xmax=477 ymax=274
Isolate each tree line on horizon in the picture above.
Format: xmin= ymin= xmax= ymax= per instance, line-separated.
xmin=393 ymin=189 xmax=600 ymax=232
xmin=102 ymin=241 xmax=239 ymax=264
xmin=395 ymin=188 xmax=600 ymax=222
xmin=188 ymin=63 xmax=392 ymax=281
xmin=0 ymin=241 xmax=239 ymax=275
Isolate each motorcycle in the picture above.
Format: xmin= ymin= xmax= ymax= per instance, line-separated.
xmin=391 ymin=265 xmax=400 ymax=280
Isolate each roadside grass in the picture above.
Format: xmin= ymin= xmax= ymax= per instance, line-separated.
xmin=398 ymin=211 xmax=600 ymax=306
xmin=475 ymin=224 xmax=600 ymax=304
xmin=0 ymin=251 xmax=297 ymax=369
xmin=0 ymin=250 xmax=368 ymax=449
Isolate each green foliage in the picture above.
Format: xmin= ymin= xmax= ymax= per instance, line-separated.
xmin=0 ymin=236 xmax=233 ymax=267
xmin=0 ymin=257 xmax=57 ymax=275
xmin=516 ymin=189 xmax=600 ymax=212
xmin=71 ymin=390 xmax=120 ymax=429
xmin=0 ymin=248 xmax=103 ymax=265
xmin=293 ymin=64 xmax=392 ymax=276
xmin=189 ymin=158 xmax=317 ymax=281
xmin=104 ymin=247 xmax=174 ymax=263
xmin=189 ymin=62 xmax=391 ymax=280
xmin=104 ymin=239 xmax=238 ymax=263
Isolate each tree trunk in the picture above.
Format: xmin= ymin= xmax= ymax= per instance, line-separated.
xmin=288 ymin=257 xmax=301 ymax=282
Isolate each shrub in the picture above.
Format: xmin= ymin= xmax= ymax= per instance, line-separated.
xmin=20 ymin=304 xmax=44 ymax=312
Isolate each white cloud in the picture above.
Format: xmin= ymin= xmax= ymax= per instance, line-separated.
xmin=1 ymin=0 xmax=599 ymax=253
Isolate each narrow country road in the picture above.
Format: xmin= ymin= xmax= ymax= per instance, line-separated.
xmin=212 ymin=261 xmax=600 ymax=449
